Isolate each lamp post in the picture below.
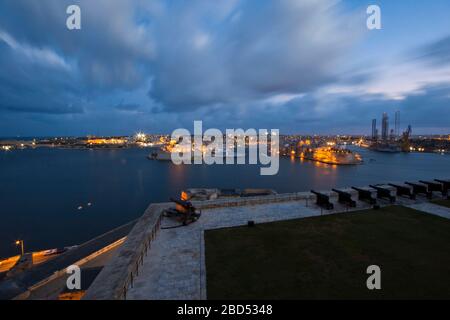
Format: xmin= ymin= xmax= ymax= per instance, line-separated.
xmin=15 ymin=240 xmax=24 ymax=256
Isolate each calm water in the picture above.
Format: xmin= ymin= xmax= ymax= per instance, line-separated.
xmin=1 ymin=147 xmax=449 ymax=258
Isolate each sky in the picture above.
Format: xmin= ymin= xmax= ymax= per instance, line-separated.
xmin=0 ymin=0 xmax=450 ymax=137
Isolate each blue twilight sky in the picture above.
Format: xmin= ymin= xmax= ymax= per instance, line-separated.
xmin=1 ymin=0 xmax=450 ymax=137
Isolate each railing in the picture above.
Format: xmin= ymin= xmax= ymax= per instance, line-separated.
xmin=192 ymin=192 xmax=315 ymax=209
xmin=83 ymin=203 xmax=168 ymax=300
xmin=121 ymin=214 xmax=162 ymax=300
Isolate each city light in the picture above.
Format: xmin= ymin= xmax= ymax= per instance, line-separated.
xmin=134 ymin=132 xmax=147 ymax=142
xmin=87 ymin=138 xmax=127 ymax=145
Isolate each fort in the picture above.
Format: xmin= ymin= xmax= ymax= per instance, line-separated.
xmin=84 ymin=179 xmax=449 ymax=300
xmin=170 ymin=121 xmax=280 ymax=175
xmin=1 ymin=179 xmax=449 ymax=300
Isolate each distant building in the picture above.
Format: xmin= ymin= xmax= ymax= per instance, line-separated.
xmin=381 ymin=113 xmax=389 ymax=141
xmin=395 ymin=111 xmax=400 ymax=137
xmin=371 ymin=119 xmax=377 ymax=140
xmin=86 ymin=137 xmax=127 ymax=146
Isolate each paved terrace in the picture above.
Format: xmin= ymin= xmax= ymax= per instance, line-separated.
xmin=84 ymin=182 xmax=450 ymax=300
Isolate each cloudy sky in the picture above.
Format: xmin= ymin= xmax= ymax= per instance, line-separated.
xmin=1 ymin=0 xmax=450 ymax=137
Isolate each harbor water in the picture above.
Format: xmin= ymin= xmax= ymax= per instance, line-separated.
xmin=0 ymin=147 xmax=449 ymax=258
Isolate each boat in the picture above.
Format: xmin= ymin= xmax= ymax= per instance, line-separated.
xmin=149 ymin=146 xmax=246 ymax=162
xmin=369 ymin=142 xmax=402 ymax=153
xmin=148 ymin=149 xmax=173 ymax=161
xmin=300 ymin=146 xmax=363 ymax=165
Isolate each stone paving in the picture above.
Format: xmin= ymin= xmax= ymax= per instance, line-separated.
xmin=405 ymin=202 xmax=450 ymax=220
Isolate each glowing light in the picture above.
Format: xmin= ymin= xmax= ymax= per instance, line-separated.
xmin=134 ymin=132 xmax=147 ymax=142
xmin=87 ymin=138 xmax=126 ymax=145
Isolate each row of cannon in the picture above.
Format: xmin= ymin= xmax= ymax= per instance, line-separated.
xmin=310 ymin=179 xmax=450 ymax=210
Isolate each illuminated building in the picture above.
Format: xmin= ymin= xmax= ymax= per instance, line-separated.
xmin=86 ymin=138 xmax=127 ymax=145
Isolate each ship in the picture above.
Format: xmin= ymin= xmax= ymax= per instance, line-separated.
xmin=369 ymin=142 xmax=402 ymax=153
xmin=148 ymin=149 xmax=172 ymax=161
xmin=148 ymin=145 xmax=246 ymax=162
xmin=299 ymin=146 xmax=363 ymax=165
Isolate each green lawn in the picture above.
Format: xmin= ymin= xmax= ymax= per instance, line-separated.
xmin=432 ymin=198 xmax=450 ymax=209
xmin=205 ymin=206 xmax=450 ymax=299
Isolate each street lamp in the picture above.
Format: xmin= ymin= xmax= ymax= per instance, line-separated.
xmin=15 ymin=240 xmax=24 ymax=256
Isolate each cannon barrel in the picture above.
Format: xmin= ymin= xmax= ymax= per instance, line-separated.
xmin=369 ymin=185 xmax=396 ymax=203
xmin=168 ymin=197 xmax=201 ymax=225
xmin=332 ymin=189 xmax=356 ymax=207
xmin=331 ymin=188 xmax=351 ymax=197
xmin=388 ymin=183 xmax=416 ymax=200
xmin=420 ymin=180 xmax=445 ymax=195
xmin=351 ymin=187 xmax=376 ymax=204
xmin=351 ymin=187 xmax=366 ymax=192
xmin=435 ymin=179 xmax=450 ymax=185
xmin=405 ymin=182 xmax=432 ymax=199
xmin=435 ymin=179 xmax=450 ymax=198
xmin=170 ymin=197 xmax=194 ymax=209
xmin=351 ymin=187 xmax=377 ymax=205
xmin=310 ymin=190 xmax=334 ymax=210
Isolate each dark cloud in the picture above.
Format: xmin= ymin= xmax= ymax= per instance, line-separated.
xmin=0 ymin=39 xmax=84 ymax=115
xmin=0 ymin=0 xmax=155 ymax=120
xmin=0 ymin=0 xmax=359 ymax=118
xmin=0 ymin=0 xmax=448 ymax=136
xmin=0 ymin=0 xmax=155 ymax=90
xmin=148 ymin=0 xmax=359 ymax=111
xmin=3 ymin=104 xmax=83 ymax=115
xmin=275 ymin=83 xmax=450 ymax=134
xmin=114 ymin=102 xmax=141 ymax=112
xmin=184 ymin=82 xmax=450 ymax=135
xmin=416 ymin=35 xmax=450 ymax=65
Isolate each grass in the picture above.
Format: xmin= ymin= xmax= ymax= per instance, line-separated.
xmin=432 ymin=198 xmax=450 ymax=209
xmin=205 ymin=206 xmax=450 ymax=299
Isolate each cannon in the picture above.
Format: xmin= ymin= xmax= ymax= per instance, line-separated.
xmin=405 ymin=182 xmax=432 ymax=199
xmin=164 ymin=198 xmax=201 ymax=226
xmin=419 ymin=180 xmax=444 ymax=197
xmin=435 ymin=179 xmax=450 ymax=198
xmin=351 ymin=187 xmax=377 ymax=205
xmin=332 ymin=189 xmax=356 ymax=207
xmin=311 ymin=190 xmax=334 ymax=210
xmin=369 ymin=185 xmax=396 ymax=203
xmin=388 ymin=183 xmax=416 ymax=200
